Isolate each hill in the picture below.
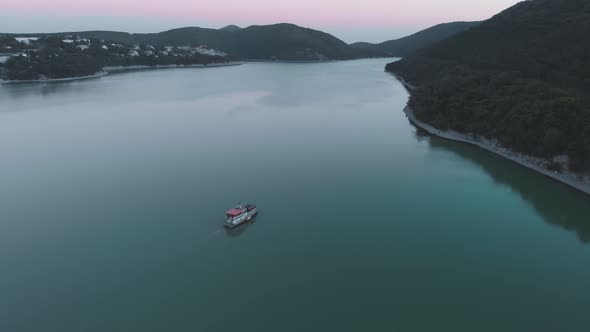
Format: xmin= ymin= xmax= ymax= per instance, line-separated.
xmin=11 ymin=24 xmax=380 ymax=60
xmin=219 ymin=25 xmax=242 ymax=32
xmin=351 ymin=21 xmax=480 ymax=57
xmin=386 ymin=0 xmax=590 ymax=173
xmin=226 ymin=23 xmax=362 ymax=60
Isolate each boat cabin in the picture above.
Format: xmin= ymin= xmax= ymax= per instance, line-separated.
xmin=225 ymin=204 xmax=256 ymax=220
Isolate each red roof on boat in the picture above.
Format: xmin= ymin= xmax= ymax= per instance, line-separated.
xmin=226 ymin=208 xmax=244 ymax=216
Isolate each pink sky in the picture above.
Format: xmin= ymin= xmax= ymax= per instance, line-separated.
xmin=1 ymin=0 xmax=522 ymax=42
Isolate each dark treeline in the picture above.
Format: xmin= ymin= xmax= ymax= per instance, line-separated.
xmin=387 ymin=0 xmax=590 ymax=172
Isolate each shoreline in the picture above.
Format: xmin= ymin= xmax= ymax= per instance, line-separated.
xmin=0 ymin=62 xmax=243 ymax=84
xmin=243 ymin=59 xmax=341 ymax=64
xmin=395 ymin=76 xmax=590 ymax=196
xmin=103 ymin=62 xmax=243 ymax=72
xmin=243 ymin=57 xmax=394 ymax=64
xmin=0 ymin=71 xmax=109 ymax=84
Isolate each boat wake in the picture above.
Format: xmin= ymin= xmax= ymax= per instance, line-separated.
xmin=207 ymin=229 xmax=222 ymax=239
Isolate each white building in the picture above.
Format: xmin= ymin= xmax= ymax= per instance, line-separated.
xmin=195 ymin=46 xmax=227 ymax=57
xmin=15 ymin=37 xmax=38 ymax=44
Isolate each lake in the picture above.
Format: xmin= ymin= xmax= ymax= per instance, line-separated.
xmin=1 ymin=59 xmax=590 ymax=331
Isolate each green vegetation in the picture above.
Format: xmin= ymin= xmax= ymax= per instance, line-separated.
xmin=351 ymin=21 xmax=479 ymax=57
xmin=217 ymin=23 xmax=362 ymax=60
xmin=4 ymin=37 xmax=102 ymax=80
xmin=386 ymin=0 xmax=590 ymax=173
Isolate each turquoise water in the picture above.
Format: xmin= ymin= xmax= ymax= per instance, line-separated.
xmin=1 ymin=60 xmax=590 ymax=331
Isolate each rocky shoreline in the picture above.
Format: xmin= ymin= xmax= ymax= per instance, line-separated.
xmin=396 ymin=77 xmax=590 ymax=196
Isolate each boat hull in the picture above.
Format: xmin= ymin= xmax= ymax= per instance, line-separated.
xmin=224 ymin=208 xmax=258 ymax=229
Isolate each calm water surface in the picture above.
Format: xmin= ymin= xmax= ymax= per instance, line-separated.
xmin=1 ymin=60 xmax=590 ymax=331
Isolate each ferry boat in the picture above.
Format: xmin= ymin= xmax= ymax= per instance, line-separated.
xmin=224 ymin=203 xmax=257 ymax=228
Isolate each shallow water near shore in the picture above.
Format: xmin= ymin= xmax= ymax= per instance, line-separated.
xmin=1 ymin=59 xmax=590 ymax=331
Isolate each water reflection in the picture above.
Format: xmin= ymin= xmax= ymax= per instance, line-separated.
xmin=0 ymin=79 xmax=95 ymax=100
xmin=413 ymin=126 xmax=590 ymax=244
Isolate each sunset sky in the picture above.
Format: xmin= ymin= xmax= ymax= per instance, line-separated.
xmin=0 ymin=0 xmax=522 ymax=42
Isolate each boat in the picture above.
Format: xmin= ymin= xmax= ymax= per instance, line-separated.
xmin=224 ymin=203 xmax=257 ymax=229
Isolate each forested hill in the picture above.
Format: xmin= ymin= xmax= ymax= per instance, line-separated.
xmin=13 ymin=24 xmax=381 ymax=60
xmin=386 ymin=0 xmax=590 ymax=173
xmin=11 ymin=21 xmax=482 ymax=61
xmin=351 ymin=21 xmax=479 ymax=57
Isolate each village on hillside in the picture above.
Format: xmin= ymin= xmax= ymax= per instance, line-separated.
xmin=0 ymin=35 xmax=229 ymax=81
